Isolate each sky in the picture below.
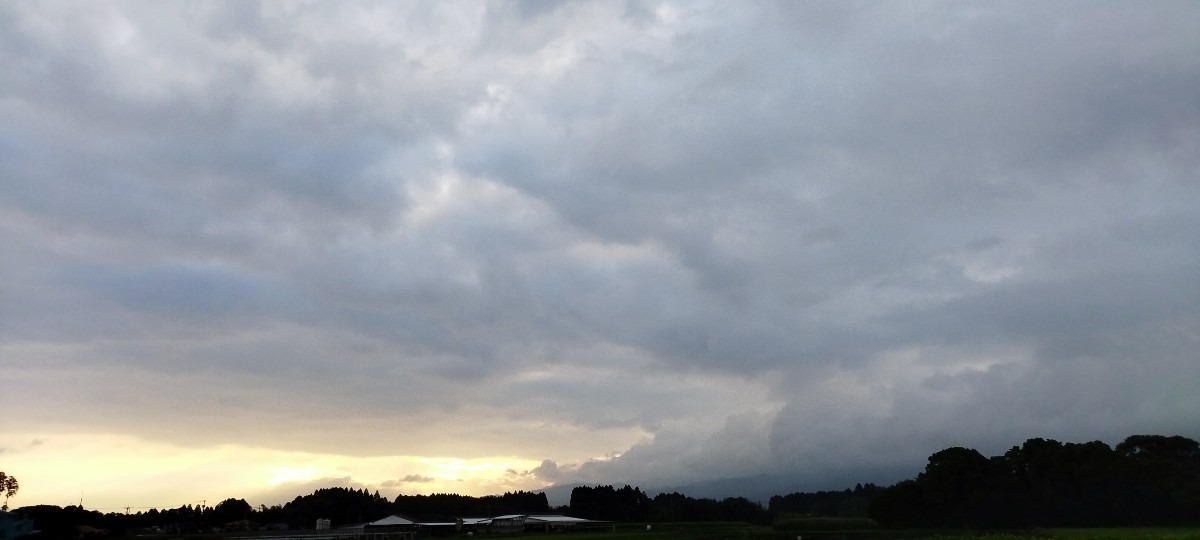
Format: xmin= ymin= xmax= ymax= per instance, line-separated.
xmin=2 ymin=0 xmax=1199 ymax=512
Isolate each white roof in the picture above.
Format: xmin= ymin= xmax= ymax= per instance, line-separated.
xmin=368 ymin=515 xmax=414 ymax=526
xmin=362 ymin=513 xmax=594 ymax=528
xmin=525 ymin=515 xmax=593 ymax=523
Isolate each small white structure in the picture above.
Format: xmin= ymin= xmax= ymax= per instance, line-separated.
xmin=488 ymin=514 xmax=526 ymax=533
xmin=365 ymin=516 xmax=414 ymax=527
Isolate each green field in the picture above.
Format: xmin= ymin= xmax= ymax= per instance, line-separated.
xmin=490 ymin=523 xmax=1200 ymax=540
xmin=1038 ymin=528 xmax=1200 ymax=540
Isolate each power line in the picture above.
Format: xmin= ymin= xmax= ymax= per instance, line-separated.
xmin=80 ymin=500 xmax=209 ymax=511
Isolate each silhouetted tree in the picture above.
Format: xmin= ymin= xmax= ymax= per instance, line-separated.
xmin=569 ymin=485 xmax=650 ymax=522
xmin=279 ymin=487 xmax=391 ymax=528
xmin=15 ymin=505 xmax=112 ymax=540
xmin=391 ymin=490 xmax=548 ymax=517
xmin=770 ymin=484 xmax=882 ymax=519
xmin=1116 ymin=434 xmax=1200 ymax=523
xmin=211 ymin=497 xmax=253 ymax=525
xmin=870 ymin=434 xmax=1200 ymax=529
xmin=0 ymin=471 xmax=18 ymax=510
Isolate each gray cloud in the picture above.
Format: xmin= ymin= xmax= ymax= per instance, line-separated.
xmin=529 ymin=460 xmax=560 ymax=482
xmin=379 ymin=475 xmax=436 ymax=487
xmin=2 ymin=0 xmax=1198 ymax=499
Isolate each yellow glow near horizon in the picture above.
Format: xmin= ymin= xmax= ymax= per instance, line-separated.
xmin=265 ymin=467 xmax=318 ymax=486
xmin=1 ymin=432 xmax=548 ymax=510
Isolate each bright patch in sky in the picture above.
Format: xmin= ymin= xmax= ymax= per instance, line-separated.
xmin=3 ymin=433 xmax=548 ymax=509
xmin=266 ymin=467 xmax=318 ymax=486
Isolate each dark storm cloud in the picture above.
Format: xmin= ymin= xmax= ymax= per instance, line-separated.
xmin=2 ymin=0 xmax=1198 ymax=493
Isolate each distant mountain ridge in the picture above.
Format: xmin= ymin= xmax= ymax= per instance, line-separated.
xmin=537 ymin=466 xmax=916 ymax=507
xmin=536 ymin=482 xmax=594 ymax=508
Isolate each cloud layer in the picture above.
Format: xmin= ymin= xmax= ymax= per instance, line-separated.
xmin=2 ymin=1 xmax=1198 ymax=505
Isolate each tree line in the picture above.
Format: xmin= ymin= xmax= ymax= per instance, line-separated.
xmin=14 ymin=486 xmax=781 ymax=538
xmin=8 ymin=433 xmax=1197 ymax=538
xmin=11 ymin=483 xmax=882 ymax=538
xmin=14 ymin=488 xmax=551 ymax=538
xmin=868 ymin=434 xmax=1200 ymax=528
xmin=568 ymin=485 xmax=772 ymax=524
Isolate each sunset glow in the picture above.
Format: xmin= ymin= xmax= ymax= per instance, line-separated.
xmin=4 ymin=432 xmax=550 ymax=509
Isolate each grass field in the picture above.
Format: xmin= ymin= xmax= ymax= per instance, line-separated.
xmin=1038 ymin=528 xmax=1200 ymax=540
xmin=489 ymin=523 xmax=1200 ymax=540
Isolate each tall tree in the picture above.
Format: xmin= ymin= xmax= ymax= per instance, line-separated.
xmin=211 ymin=498 xmax=253 ymax=525
xmin=0 ymin=471 xmax=18 ymax=510
xmin=871 ymin=435 xmax=1200 ymax=528
xmin=1116 ymin=435 xmax=1200 ymax=522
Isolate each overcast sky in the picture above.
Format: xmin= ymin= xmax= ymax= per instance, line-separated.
xmin=3 ymin=1 xmax=1199 ymax=511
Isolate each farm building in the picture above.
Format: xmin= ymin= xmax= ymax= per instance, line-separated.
xmin=524 ymin=515 xmax=611 ymax=532
xmin=346 ymin=514 xmax=609 ymax=535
